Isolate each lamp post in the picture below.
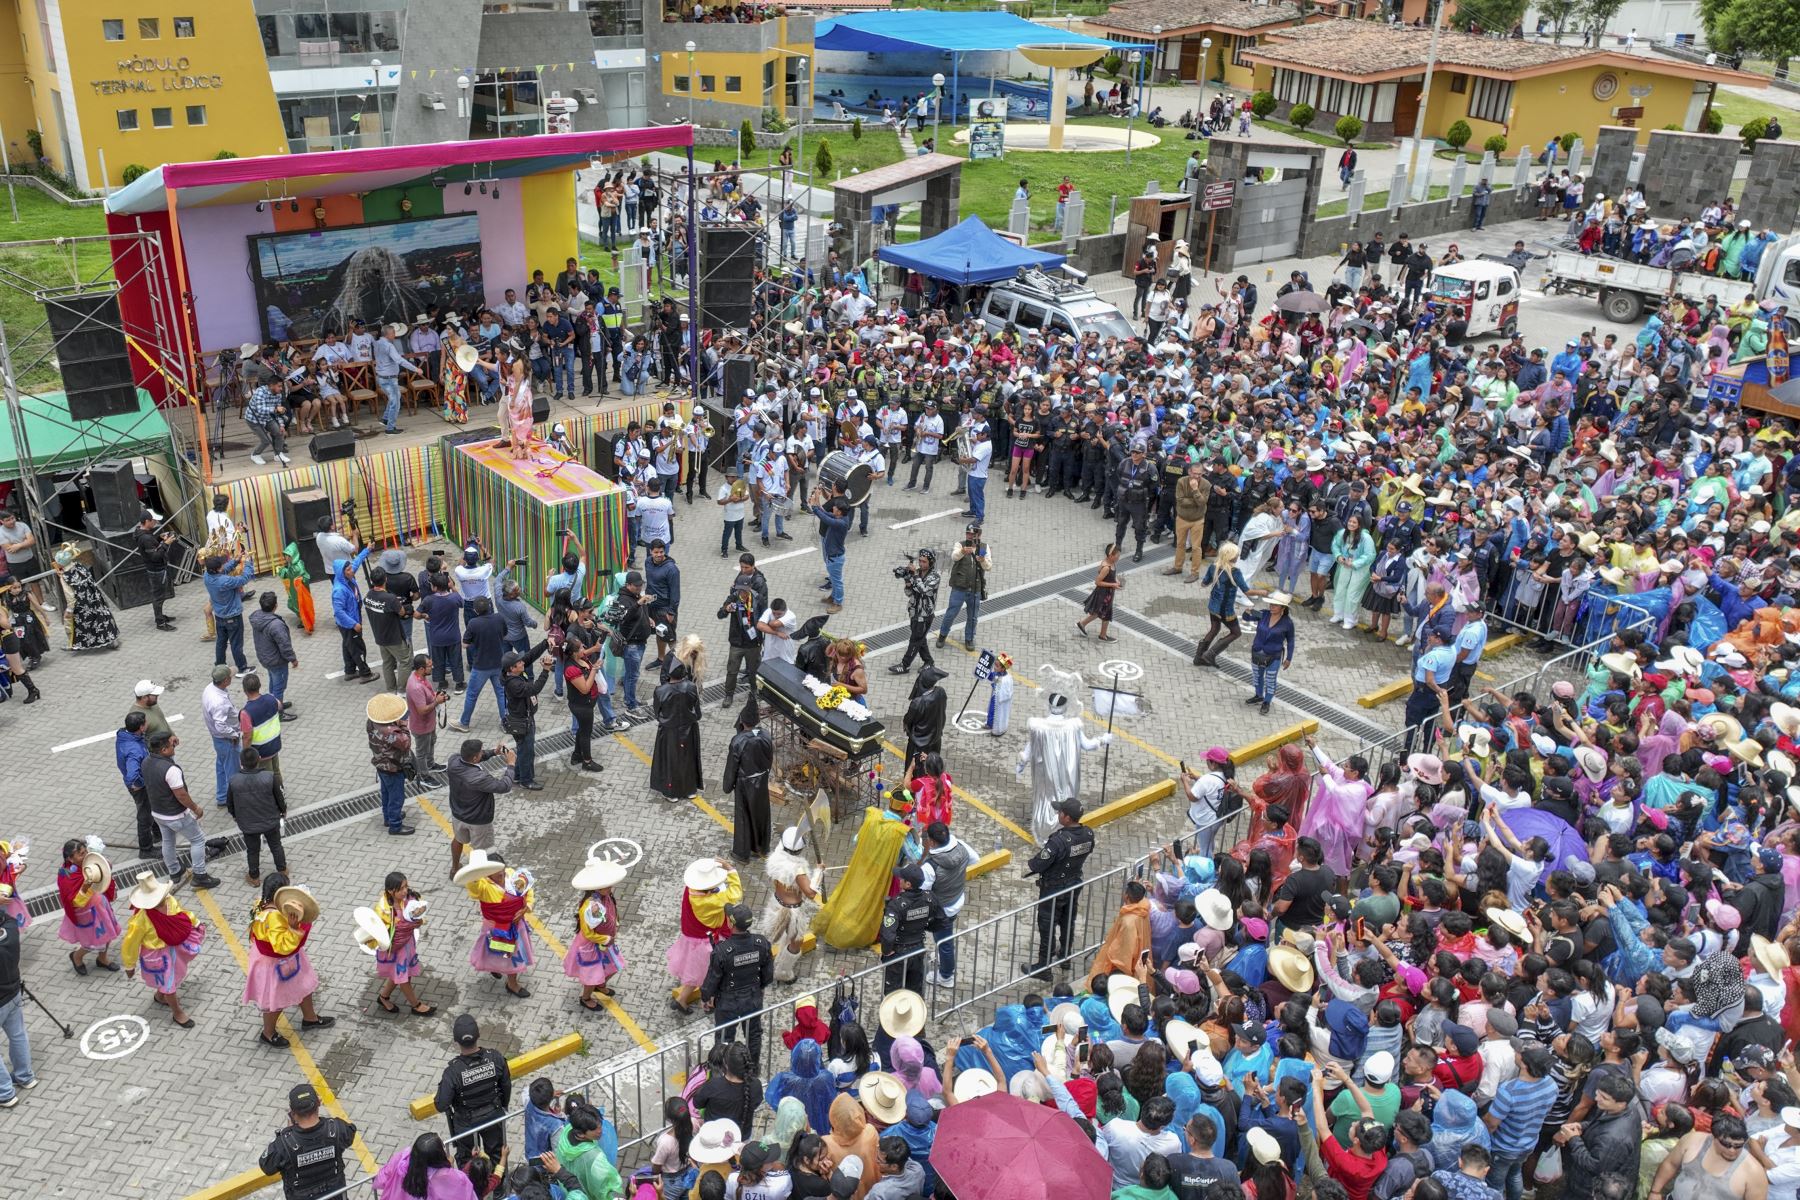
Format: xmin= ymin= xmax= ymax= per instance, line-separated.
xmin=1125 ymin=50 xmax=1142 ymax=164
xmin=1404 ymin=1 xmax=1445 ymax=202
xmin=369 ymin=58 xmax=386 ymax=146
xmin=456 ymin=73 xmax=470 ymax=123
xmin=932 ymin=70 xmax=945 ymax=150
xmin=685 ymin=39 xmax=697 ymax=127
xmin=1143 ymin=26 xmax=1160 ymax=113
xmin=1198 ymin=37 xmax=1212 ymax=125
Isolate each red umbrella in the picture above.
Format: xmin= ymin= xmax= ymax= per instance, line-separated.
xmin=932 ymin=1092 xmax=1112 ymax=1200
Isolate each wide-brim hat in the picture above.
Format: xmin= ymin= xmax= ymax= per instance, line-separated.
xmin=1196 ymin=888 xmax=1234 ymax=931
xmin=366 ymin=693 xmax=407 ymax=724
xmin=274 ymin=884 xmax=320 ymax=926
xmin=1575 ymin=745 xmax=1607 ymax=782
xmin=1656 ymin=645 xmax=1704 ymax=675
xmin=1772 ymin=703 xmax=1800 ymax=738
xmin=1407 ymin=753 xmax=1446 ymax=785
xmin=1486 ymin=906 xmax=1528 ymax=940
xmin=126 ymin=871 xmax=170 ymax=911
xmin=353 ymin=904 xmax=390 ymax=954
xmin=1700 ymin=712 xmax=1746 ymax=744
xmin=1767 ymin=749 xmax=1798 ymax=779
xmin=1598 ymin=652 xmax=1640 ymax=680
xmin=1049 ymin=1001 xmax=1087 ymax=1034
xmin=1107 ymin=973 xmax=1142 ymax=1023
xmin=1246 ymin=1127 xmax=1283 ymax=1165
xmin=879 ymin=989 xmax=926 ymax=1038
xmin=690 ymin=1118 xmax=744 ymax=1164
xmin=858 ymin=1071 xmax=909 ymax=1124
xmin=1597 ymin=566 xmax=1627 ymax=586
xmin=1265 ymin=591 xmax=1293 ymax=608
xmin=1727 ymin=737 xmax=1764 ymax=766
xmin=684 ymin=858 xmax=730 ymax=892
xmin=238 ymin=341 xmax=261 ymax=360
xmin=571 ymin=858 xmax=627 ymax=892
xmin=454 ymin=343 xmax=481 ymax=372
xmin=1576 ymin=531 xmax=1603 ymax=553
xmin=82 ymin=853 xmax=112 ymax=894
xmin=1163 ymin=1017 xmax=1206 ymax=1062
xmin=1754 ymin=933 xmax=1791 ymax=978
xmin=452 ymin=849 xmax=508 ymax=886
xmin=952 ymin=1067 xmax=998 ymax=1102
xmin=1268 ymin=943 xmax=1314 ymax=992
xmin=1456 ymin=724 xmax=1492 ymax=758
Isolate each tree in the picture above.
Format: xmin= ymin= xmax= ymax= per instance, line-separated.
xmin=1579 ymin=0 xmax=1628 ymax=45
xmin=851 ymin=117 xmax=863 ymax=140
xmin=1711 ymin=0 xmax=1800 ymax=74
xmin=739 ymin=119 xmax=756 ymax=156
xmin=1100 ymin=52 xmax=1123 ymax=79
xmin=1250 ymin=91 xmax=1277 ymax=118
xmin=120 ymin=163 xmax=149 ymax=184
xmin=1559 ymin=131 xmax=1578 ymax=151
xmin=1537 ymin=0 xmax=1581 ymax=41
xmin=1289 ymin=103 xmax=1316 ymax=130
xmin=1445 ymin=119 xmax=1473 ymax=150
xmin=1453 ymin=0 xmax=1529 ymax=35
xmin=1483 ymin=134 xmax=1509 ymax=154
xmin=1701 ymin=108 xmax=1725 ymax=133
xmin=814 ymin=138 xmax=833 ymax=178
xmin=1335 ymin=114 xmax=1365 ymax=143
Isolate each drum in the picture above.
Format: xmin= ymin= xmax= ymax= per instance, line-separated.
xmin=817 ymin=449 xmax=874 ymax=507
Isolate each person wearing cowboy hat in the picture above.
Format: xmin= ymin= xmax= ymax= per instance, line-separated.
xmin=565 ymin=857 xmax=627 ymax=1010
xmin=119 ymin=871 xmax=204 ymax=1027
xmin=245 ymin=872 xmax=330 ymax=1047
xmin=55 ymin=836 xmax=121 ymax=975
xmin=367 ymin=692 xmax=416 ymax=837
xmin=668 ymin=858 xmax=743 ymax=1015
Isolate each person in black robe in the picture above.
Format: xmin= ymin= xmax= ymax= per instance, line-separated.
xmin=792 ymin=614 xmax=833 ymax=680
xmin=650 ymin=661 xmax=703 ymax=800
xmin=904 ymin=665 xmax=948 ymax=758
xmin=722 ymin=693 xmax=775 ymax=862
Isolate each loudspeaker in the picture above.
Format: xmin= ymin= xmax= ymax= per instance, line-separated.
xmin=87 ymin=459 xmax=139 ymax=529
xmin=282 ymin=487 xmax=334 ymax=582
xmin=308 ymin=427 xmax=358 ymax=462
xmin=696 ymin=401 xmax=738 ymax=475
xmin=593 ymin=431 xmax=621 ymax=481
xmin=720 ymin=354 xmax=756 ymax=406
xmin=81 ymin=511 xmax=158 ymax=610
xmin=697 ymin=224 xmax=758 ymax=331
xmin=533 ymin=390 xmax=551 ymax=425
xmin=44 ymin=292 xmax=136 ymax=421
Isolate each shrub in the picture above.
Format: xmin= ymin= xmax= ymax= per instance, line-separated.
xmin=759 ymin=107 xmax=789 ymax=133
xmin=851 ymin=117 xmax=863 ymax=140
xmin=213 ymin=150 xmax=239 ymax=159
xmin=1700 ymin=108 xmax=1724 ymax=134
xmin=1334 ymin=114 xmax=1365 ymax=143
xmin=1739 ymin=116 xmax=1770 ymax=149
xmin=1444 ymin=119 xmax=1472 ymax=150
xmin=1250 ymin=90 xmax=1277 ymax=118
xmin=24 ymin=128 xmax=41 ymax=161
xmin=814 ymin=138 xmax=833 ymax=177
xmin=739 ymin=119 xmax=756 ymax=155
xmin=120 ymin=163 xmax=149 ymax=184
xmin=1289 ymin=103 xmax=1316 ymax=130
xmin=1100 ymin=52 xmax=1123 ymax=79
xmin=1558 ymin=131 xmax=1577 ymax=151
xmin=1661 ymin=123 xmax=1682 ymax=131
xmin=1483 ymin=133 xmax=1509 ymax=154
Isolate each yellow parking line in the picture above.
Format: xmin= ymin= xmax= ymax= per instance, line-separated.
xmin=878 ymin=737 xmax=1036 ymax=844
xmin=190 ymin=888 xmax=381 ymax=1178
xmin=607 ymin=733 xmax=736 ymax=832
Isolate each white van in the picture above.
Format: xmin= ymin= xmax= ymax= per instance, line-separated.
xmin=979 ymin=268 xmax=1135 ymax=342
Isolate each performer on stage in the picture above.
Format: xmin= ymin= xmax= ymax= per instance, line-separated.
xmin=505 ymin=358 xmax=536 ymax=461
xmin=1017 ymin=666 xmax=1112 ymax=844
xmin=371 ymin=871 xmax=434 ymax=1016
xmin=51 ymin=545 xmax=120 ymax=651
xmin=244 ymin=873 xmax=331 ymax=1047
xmin=986 ymin=653 xmax=1014 ymax=737
xmin=650 ymin=660 xmax=704 ymax=802
xmin=564 ymin=857 xmax=626 ymax=1010
xmin=667 ymin=857 xmax=741 ymax=1014
xmin=723 ymin=694 xmax=774 ymax=861
xmin=458 ymin=852 xmax=536 ymax=998
xmin=56 ymin=838 xmax=119 ymax=974
xmin=0 ymin=838 xmax=29 ymax=929
xmin=120 ymin=872 xmax=205 ymax=1028
xmin=762 ymin=826 xmax=820 ymax=983
xmin=444 ymin=340 xmax=474 ymax=425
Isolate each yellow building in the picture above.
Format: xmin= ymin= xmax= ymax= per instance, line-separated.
xmin=1241 ymin=21 xmax=1764 ymax=145
xmin=9 ymin=1 xmax=282 ymax=192
xmin=1088 ymin=0 xmax=1320 ymax=96
xmin=647 ymin=9 xmax=814 ymax=127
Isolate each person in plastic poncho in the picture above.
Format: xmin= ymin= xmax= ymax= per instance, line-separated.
xmin=812 ymin=807 xmax=909 ymax=951
xmin=1017 ymin=665 xmax=1112 ymax=844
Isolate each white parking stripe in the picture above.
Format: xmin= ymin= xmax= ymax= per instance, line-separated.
xmin=53 ymin=713 xmax=184 ymax=754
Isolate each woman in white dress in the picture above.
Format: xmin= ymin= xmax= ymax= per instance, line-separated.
xmin=1236 ymin=497 xmax=1285 ymax=585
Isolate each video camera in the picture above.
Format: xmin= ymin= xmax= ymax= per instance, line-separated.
xmin=893 ymin=553 xmax=916 ymax=581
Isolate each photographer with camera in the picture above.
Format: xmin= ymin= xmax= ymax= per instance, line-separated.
xmin=809 ymin=479 xmax=852 ymax=615
xmin=889 ymin=547 xmax=941 ymax=676
xmin=608 ymin=570 xmax=657 ymax=717
xmin=718 ymin=553 xmax=768 ymax=708
xmin=937 ymin=523 xmax=990 ymax=652
xmin=447 ymin=737 xmax=515 ymax=879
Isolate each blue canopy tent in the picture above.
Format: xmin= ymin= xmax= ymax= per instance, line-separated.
xmin=813 ymin=11 xmax=1127 ymax=122
xmin=876 ymin=215 xmax=1065 ymax=286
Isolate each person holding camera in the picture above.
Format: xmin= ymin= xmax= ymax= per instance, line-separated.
xmin=889 ymin=548 xmax=941 ymax=676
xmin=937 ymin=524 xmax=990 ymax=652
xmin=809 ymin=481 xmax=852 ymax=615
xmin=447 ymin=737 xmax=515 ymax=879
xmin=501 ymin=644 xmax=555 ymax=791
xmin=718 ymin=554 xmax=768 ymax=707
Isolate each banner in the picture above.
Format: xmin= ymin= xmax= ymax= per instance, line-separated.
xmin=968 ymin=96 xmax=1007 ymax=160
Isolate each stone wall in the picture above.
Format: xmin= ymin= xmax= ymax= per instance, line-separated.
xmin=1738 ymin=140 xmax=1800 ymax=233
xmin=1585 ymin=126 xmax=1639 ymax=204
xmin=1298 ymin=186 xmax=1539 ymax=258
xmin=1639 ymin=129 xmax=1741 ymax=215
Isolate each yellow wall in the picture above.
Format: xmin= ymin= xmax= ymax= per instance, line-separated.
xmin=662 ymin=49 xmax=782 ymax=110
xmin=520 ymin=171 xmax=577 ymax=281
xmin=0 ymin=6 xmax=35 ymax=171
xmin=1504 ymin=65 xmax=1696 ymax=145
xmin=54 ymin=3 xmax=283 ymax=189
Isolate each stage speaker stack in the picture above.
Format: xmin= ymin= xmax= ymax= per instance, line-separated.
xmin=533 ymin=390 xmax=551 ymax=425
xmin=282 ymin=488 xmax=334 ymax=582
xmin=44 ymin=292 xmax=137 ymax=421
xmin=81 ymin=511 xmax=158 ymax=610
xmin=697 ymin=225 xmax=758 ymax=332
xmin=308 ymin=428 xmax=358 ymax=462
xmin=593 ymin=431 xmax=621 ymax=481
xmin=87 ymin=459 xmax=139 ymax=529
xmin=720 ymin=354 xmax=756 ymax=405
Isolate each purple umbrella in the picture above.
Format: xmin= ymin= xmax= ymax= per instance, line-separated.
xmin=1500 ymin=808 xmax=1588 ymax=867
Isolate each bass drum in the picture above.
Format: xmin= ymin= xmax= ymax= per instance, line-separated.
xmin=817 ymin=449 xmax=874 ymax=507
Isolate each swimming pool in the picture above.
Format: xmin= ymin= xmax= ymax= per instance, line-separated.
xmin=811 ymin=72 xmax=1070 ymax=121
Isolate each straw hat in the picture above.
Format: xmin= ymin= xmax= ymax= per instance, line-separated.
xmin=1428 ymin=489 xmax=1454 ymax=506
xmin=1597 ymin=566 xmax=1627 ymax=587
xmin=953 ymin=1067 xmax=998 ymax=1102
xmin=1576 ymin=531 xmax=1603 ymax=554
xmin=571 ymin=858 xmax=627 ymax=892
xmin=1771 ymin=703 xmax=1800 ymax=738
xmin=1598 ymin=651 xmax=1640 ymax=680
xmin=1107 ymin=973 xmax=1142 ymax=1023
xmin=1456 ymin=724 xmax=1493 ymax=759
xmin=82 ymin=853 xmax=112 ymax=894
xmin=1574 ymin=745 xmax=1608 ymax=783
xmin=1163 ymin=1018 xmax=1207 ymax=1062
xmin=1699 ymin=712 xmax=1746 ymax=744
xmin=1767 ymin=749 xmax=1798 ymax=779
xmin=367 ymin=693 xmax=407 ymax=724
xmin=878 ymin=989 xmax=926 ymax=1038
xmin=454 ymin=343 xmax=481 ymax=372
xmin=858 ymin=1072 xmax=910 ymax=1124
xmin=683 ymin=858 xmax=730 ymax=892
xmin=689 ymin=1119 xmax=744 ymax=1164
xmin=1486 ymin=906 xmax=1528 ymax=940
xmin=1048 ymin=1001 xmax=1087 ymax=1033
xmin=1753 ymin=933 xmax=1791 ymax=978
xmin=1401 ymin=476 xmax=1426 ymax=497
xmin=126 ymin=871 xmax=171 ymax=911
xmin=1268 ymin=943 xmax=1315 ymax=993
xmin=274 ymin=884 xmax=320 ymax=926
xmin=353 ymin=905 xmax=391 ymax=954
xmin=1656 ymin=646 xmax=1704 ymax=676
xmin=238 ymin=341 xmax=261 ymax=360
xmin=452 ymin=849 xmax=508 ymax=886
xmin=1727 ymin=738 xmax=1764 ymax=767
xmin=1195 ymin=888 xmax=1234 ymax=931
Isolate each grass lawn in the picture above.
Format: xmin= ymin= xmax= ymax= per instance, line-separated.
xmin=1267 ymin=121 xmax=1389 ymax=151
xmin=0 ymin=187 xmax=112 ymax=393
xmin=1708 ymin=88 xmax=1800 ymax=142
xmin=1315 ymin=180 xmax=1503 ymax=219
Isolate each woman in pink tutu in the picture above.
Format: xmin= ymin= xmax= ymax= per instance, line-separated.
xmin=120 ymin=872 xmax=205 ymax=1028
xmin=564 ymin=857 xmax=627 ymax=1010
xmin=370 ymin=871 xmax=435 ymax=1017
xmin=457 ymin=850 xmax=536 ymax=998
xmin=666 ymin=857 xmax=740 ymax=1014
xmin=504 ymin=358 xmax=535 ymax=461
xmin=243 ymin=872 xmax=332 ymax=1048
xmin=0 ymin=837 xmax=29 ymax=929
xmin=56 ymin=838 xmax=119 ymax=974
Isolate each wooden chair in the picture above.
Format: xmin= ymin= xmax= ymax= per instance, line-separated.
xmin=406 ymin=376 xmax=438 ymax=415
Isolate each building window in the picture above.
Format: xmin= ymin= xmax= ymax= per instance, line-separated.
xmin=699 ymin=74 xmax=714 ymax=93
xmin=673 ymin=74 xmax=690 ymax=92
xmin=138 ymin=17 xmax=160 ymax=38
xmin=174 ymin=17 xmax=195 ymax=38
xmin=151 ymin=106 xmax=172 ymax=128
xmin=116 ymin=109 xmax=139 ymax=131
xmin=278 ymin=90 xmax=398 ymax=152
xmin=1469 ymin=76 xmax=1512 ymax=123
xmin=36 ymin=0 xmax=55 ymax=69
xmin=1449 ymin=73 xmax=1467 ymax=93
xmin=763 ymin=60 xmax=774 ymax=91
xmin=470 ymin=68 xmax=545 ymax=138
xmin=264 ymin=11 xmax=403 ymax=64
xmin=724 ymin=76 xmax=741 ymax=93
xmin=102 ymin=18 xmax=125 ymax=40
xmin=1232 ymin=34 xmax=1254 ymax=68
xmin=186 ymin=104 xmax=207 ymax=125
xmin=585 ymin=0 xmax=643 ymax=40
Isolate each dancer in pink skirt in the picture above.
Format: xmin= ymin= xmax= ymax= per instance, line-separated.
xmin=666 ymin=857 xmax=740 ymax=1014
xmin=0 ymin=837 xmax=29 ymax=930
xmin=120 ymin=873 xmax=205 ymax=1028
xmin=504 ymin=359 xmax=536 ymax=461
xmin=55 ymin=838 xmax=119 ymax=974
xmin=564 ymin=858 xmax=627 ymax=1010
xmin=243 ymin=872 xmax=333 ymax=1047
xmin=370 ymin=870 xmax=435 ymax=1016
xmin=457 ymin=850 xmax=536 ymax=998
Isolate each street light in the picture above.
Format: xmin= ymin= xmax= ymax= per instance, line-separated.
xmin=1125 ymin=50 xmax=1142 ymax=164
xmin=685 ymin=40 xmax=697 ymax=127
xmin=1143 ymin=26 xmax=1161 ymax=112
xmin=368 ymin=58 xmax=389 ymax=145
xmin=456 ymin=73 xmax=470 ymax=120
xmin=1198 ymin=37 xmax=1212 ymax=128
xmin=932 ymin=71 xmax=945 ymax=151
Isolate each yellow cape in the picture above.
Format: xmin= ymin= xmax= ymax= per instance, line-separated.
xmin=812 ymin=807 xmax=909 ymax=950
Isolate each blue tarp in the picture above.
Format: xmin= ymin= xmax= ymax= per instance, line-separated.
xmin=876 ymin=215 xmax=1066 ymax=286
xmin=815 ymin=11 xmax=1125 ymax=54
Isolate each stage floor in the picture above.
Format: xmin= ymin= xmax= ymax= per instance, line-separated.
xmin=166 ymin=387 xmax=680 ymax=486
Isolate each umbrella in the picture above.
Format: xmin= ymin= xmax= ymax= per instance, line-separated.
xmin=1340 ymin=316 xmax=1377 ymax=333
xmin=1501 ymin=808 xmax=1587 ymax=866
xmin=933 ymin=1093 xmax=1112 ymax=1200
xmin=1274 ymin=290 xmax=1329 ymax=315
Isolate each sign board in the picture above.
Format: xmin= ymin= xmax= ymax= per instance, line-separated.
xmin=973 ymin=648 xmax=997 ymax=681
xmin=1201 ymin=180 xmax=1236 ymax=212
xmin=968 ymin=97 xmax=1007 ymax=161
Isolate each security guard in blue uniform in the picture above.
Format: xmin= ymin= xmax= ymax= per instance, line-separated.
xmin=1403 ymin=626 xmax=1456 ymax=752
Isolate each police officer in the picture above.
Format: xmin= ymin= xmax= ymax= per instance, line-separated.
xmin=880 ymin=863 xmax=943 ymax=996
xmin=434 ymin=1014 xmax=512 ymax=1167
xmin=1114 ymin=445 xmax=1157 ymax=563
xmin=1074 ymin=406 xmax=1108 ymax=506
xmin=1101 ymin=427 xmax=1130 ymax=519
xmin=1403 ymin=626 xmax=1455 ymax=753
xmin=259 ymin=1084 xmax=358 ymax=1200
xmin=701 ymin=903 xmax=774 ymax=1061
xmin=598 ymin=286 xmax=626 ymax=385
xmin=1020 ymin=797 xmax=1095 ymax=980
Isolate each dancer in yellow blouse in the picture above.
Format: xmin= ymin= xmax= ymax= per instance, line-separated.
xmin=364 ymin=870 xmax=435 ymax=1017
xmin=456 ymin=850 xmax=536 ymax=998
xmin=120 ymin=873 xmax=206 ymax=1028
xmin=243 ymin=873 xmax=331 ymax=1047
xmin=564 ymin=858 xmax=627 ymax=1010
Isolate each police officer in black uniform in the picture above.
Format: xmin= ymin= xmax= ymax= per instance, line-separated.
xmin=259 ymin=1084 xmax=358 ymax=1200
xmin=1020 ymin=797 xmax=1095 ymax=980
xmin=1074 ymin=407 xmax=1108 ymax=505
xmin=880 ymin=863 xmax=944 ymax=995
xmin=1101 ymin=427 xmax=1130 ymax=518
xmin=1114 ymin=445 xmax=1157 ymax=563
xmin=701 ymin=903 xmax=774 ymax=1062
xmin=434 ymin=1014 xmax=512 ymax=1166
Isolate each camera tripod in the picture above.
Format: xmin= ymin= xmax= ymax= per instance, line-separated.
xmin=21 ymin=982 xmax=73 ymax=1038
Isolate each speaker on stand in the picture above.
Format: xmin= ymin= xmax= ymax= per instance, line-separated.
xmin=81 ymin=511 xmax=159 ymax=610
xmin=282 ymin=488 xmax=335 ymax=582
xmin=87 ymin=459 xmax=140 ymax=529
xmin=696 ymin=225 xmax=759 ymax=332
xmin=720 ymin=354 xmax=757 ymax=405
xmin=43 ymin=291 xmax=136 ymax=422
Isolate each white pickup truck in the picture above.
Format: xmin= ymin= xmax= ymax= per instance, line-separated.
xmin=1544 ymin=233 xmax=1800 ymax=324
